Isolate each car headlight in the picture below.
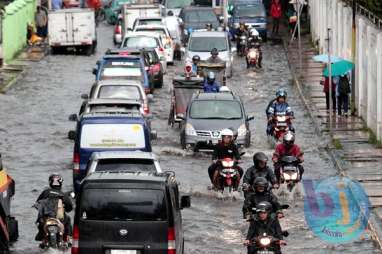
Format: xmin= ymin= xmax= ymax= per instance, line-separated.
xmin=237 ymin=124 xmax=247 ymax=136
xmin=185 ymin=123 xmax=196 ymax=136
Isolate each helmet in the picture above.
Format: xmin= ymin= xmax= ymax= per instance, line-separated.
xmin=221 ymin=128 xmax=234 ymax=139
xmin=256 ymin=201 xmax=272 ymax=213
xmin=283 ymin=131 xmax=295 ymax=147
xmin=192 ymin=55 xmax=200 ymax=62
xmin=167 ymin=10 xmax=174 ymax=16
xmin=250 ymin=28 xmax=259 ymax=37
xmin=207 ymin=71 xmax=216 ymax=84
xmin=276 ymin=88 xmax=287 ymax=99
xmin=211 ymin=48 xmax=219 ymax=56
xmin=49 ymin=174 xmax=63 ymax=189
xmin=253 ymin=152 xmax=268 ymax=167
xmin=219 ymin=86 xmax=231 ymax=92
xmin=206 ymin=23 xmax=212 ymax=29
xmin=253 ymin=177 xmax=268 ymax=191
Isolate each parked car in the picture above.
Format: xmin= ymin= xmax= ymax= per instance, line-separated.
xmin=133 ymin=24 xmax=175 ymax=64
xmin=180 ymin=92 xmax=254 ymax=151
xmin=68 ymin=111 xmax=156 ymax=191
xmin=229 ymin=3 xmax=267 ymax=41
xmin=86 ymin=151 xmax=162 ymax=176
xmin=81 ymin=79 xmax=152 ymax=115
xmin=121 ymin=32 xmax=168 ymax=73
xmin=185 ymin=30 xmax=235 ymax=77
xmin=178 ymin=6 xmax=220 ymax=43
xmin=92 ymin=54 xmax=151 ymax=93
xmin=106 ymin=48 xmax=164 ymax=88
xmin=72 ymin=171 xmax=191 ymax=254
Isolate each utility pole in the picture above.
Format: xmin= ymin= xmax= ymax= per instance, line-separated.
xmin=351 ymin=0 xmax=356 ymax=115
xmin=327 ymin=28 xmax=333 ymax=137
xmin=297 ymin=0 xmax=302 ymax=71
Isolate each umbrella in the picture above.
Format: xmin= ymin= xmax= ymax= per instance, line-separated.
xmin=313 ymin=54 xmax=343 ymax=63
xmin=323 ymin=60 xmax=355 ymax=77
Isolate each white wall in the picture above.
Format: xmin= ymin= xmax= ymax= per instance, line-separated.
xmin=308 ymin=0 xmax=382 ymax=141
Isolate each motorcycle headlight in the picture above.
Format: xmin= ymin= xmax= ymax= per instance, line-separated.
xmin=291 ymin=172 xmax=298 ymax=180
xmin=283 ymin=173 xmax=291 ymax=180
xmin=185 ymin=123 xmax=196 ymax=136
xmin=260 ymin=237 xmax=271 ymax=246
xmin=237 ymin=124 xmax=247 ymax=136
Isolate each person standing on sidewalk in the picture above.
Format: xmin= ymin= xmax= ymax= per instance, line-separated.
xmin=335 ymin=73 xmax=351 ymax=116
xmin=270 ymin=0 xmax=282 ymax=36
xmin=35 ymin=6 xmax=48 ymax=39
xmin=321 ymin=76 xmax=336 ymax=113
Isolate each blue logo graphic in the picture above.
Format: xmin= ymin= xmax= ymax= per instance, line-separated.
xmin=303 ymin=176 xmax=370 ymax=243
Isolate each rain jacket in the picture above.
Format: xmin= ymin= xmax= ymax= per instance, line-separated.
xmin=203 ymin=81 xmax=220 ymax=93
xmin=212 ymin=142 xmax=241 ymax=161
xmin=243 ymin=191 xmax=282 ymax=217
xmin=243 ymin=166 xmax=278 ymax=187
xmin=267 ymin=102 xmax=294 ymax=119
xmin=272 ymin=143 xmax=304 ymax=164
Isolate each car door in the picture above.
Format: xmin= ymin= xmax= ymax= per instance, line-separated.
xmin=169 ymin=184 xmax=183 ymax=252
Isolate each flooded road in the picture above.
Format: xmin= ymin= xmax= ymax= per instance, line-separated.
xmin=0 ymin=23 xmax=380 ymax=253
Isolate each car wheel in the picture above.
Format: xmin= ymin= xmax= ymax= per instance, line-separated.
xmin=180 ymin=133 xmax=186 ymax=149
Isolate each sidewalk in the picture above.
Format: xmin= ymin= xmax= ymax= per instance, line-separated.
xmin=284 ymin=32 xmax=382 ymax=248
xmin=0 ymin=44 xmax=48 ymax=93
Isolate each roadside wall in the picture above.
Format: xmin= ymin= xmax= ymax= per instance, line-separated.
xmin=2 ymin=0 xmax=36 ymax=64
xmin=308 ymin=0 xmax=382 ymax=142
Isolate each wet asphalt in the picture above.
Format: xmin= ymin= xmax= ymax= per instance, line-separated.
xmin=0 ymin=23 xmax=380 ymax=253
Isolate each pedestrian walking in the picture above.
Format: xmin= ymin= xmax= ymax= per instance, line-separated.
xmin=270 ymin=0 xmax=282 ymax=35
xmin=335 ymin=73 xmax=351 ymax=116
xmin=286 ymin=2 xmax=297 ymax=38
xmin=35 ymin=6 xmax=48 ymax=39
xmin=320 ymin=76 xmax=336 ymax=113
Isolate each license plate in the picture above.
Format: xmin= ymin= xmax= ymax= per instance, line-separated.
xmin=257 ymin=251 xmax=274 ymax=254
xmin=212 ymin=139 xmax=219 ymax=144
xmin=111 ymin=250 xmax=137 ymax=254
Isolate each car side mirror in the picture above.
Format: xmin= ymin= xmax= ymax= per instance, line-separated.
xmin=247 ymin=115 xmax=254 ymax=121
xmin=68 ymin=114 xmax=78 ymax=122
xmin=68 ymin=130 xmax=76 ymax=140
xmin=81 ymin=93 xmax=89 ymax=100
xmin=147 ymin=94 xmax=154 ymax=102
xmin=180 ymin=195 xmax=191 ymax=209
xmin=92 ymin=68 xmax=97 ymax=75
xmin=151 ymin=130 xmax=157 ymax=140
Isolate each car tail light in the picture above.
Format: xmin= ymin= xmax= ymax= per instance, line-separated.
xmin=167 ymin=227 xmax=176 ymax=254
xmin=159 ymin=47 xmax=164 ymax=52
xmin=151 ymin=63 xmax=161 ymax=73
xmin=143 ymin=102 xmax=150 ymax=114
xmin=118 ymin=51 xmax=129 ymax=56
xmin=71 ymin=224 xmax=80 ymax=254
xmin=115 ymin=25 xmax=121 ymax=34
xmin=73 ymin=153 xmax=80 ymax=174
xmin=185 ymin=65 xmax=192 ymax=73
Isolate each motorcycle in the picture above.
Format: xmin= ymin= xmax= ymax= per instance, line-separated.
xmin=238 ymin=35 xmax=248 ymax=57
xmin=280 ymin=156 xmax=301 ymax=192
xmin=246 ymin=47 xmax=260 ymax=68
xmin=248 ymin=233 xmax=284 ymax=254
xmin=272 ymin=115 xmax=291 ymax=142
xmin=214 ymin=157 xmax=240 ymax=193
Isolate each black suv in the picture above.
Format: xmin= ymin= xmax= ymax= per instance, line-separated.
xmin=72 ymin=171 xmax=190 ymax=254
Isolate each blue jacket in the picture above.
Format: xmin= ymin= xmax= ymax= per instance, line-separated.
xmin=203 ymin=81 xmax=220 ymax=93
xmin=267 ymin=102 xmax=294 ymax=118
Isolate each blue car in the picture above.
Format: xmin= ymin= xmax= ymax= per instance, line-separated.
xmin=68 ymin=111 xmax=154 ymax=191
xmin=229 ymin=3 xmax=268 ymax=41
xmin=92 ymin=55 xmax=152 ymax=93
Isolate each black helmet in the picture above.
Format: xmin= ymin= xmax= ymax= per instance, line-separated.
xmin=256 ymin=201 xmax=272 ymax=213
xmin=253 ymin=152 xmax=268 ymax=168
xmin=207 ymin=71 xmax=216 ymax=84
xmin=206 ymin=23 xmax=212 ymax=29
xmin=211 ymin=48 xmax=219 ymax=56
xmin=192 ymin=55 xmax=200 ymax=62
xmin=283 ymin=131 xmax=295 ymax=147
xmin=49 ymin=174 xmax=63 ymax=189
xmin=276 ymin=88 xmax=287 ymax=99
xmin=253 ymin=177 xmax=268 ymax=191
xmin=167 ymin=10 xmax=174 ymax=16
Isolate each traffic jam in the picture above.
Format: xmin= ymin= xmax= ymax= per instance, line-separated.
xmin=0 ymin=0 xmax=379 ymax=253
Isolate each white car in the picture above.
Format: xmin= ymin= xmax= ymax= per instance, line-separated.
xmin=121 ymin=32 xmax=168 ymax=73
xmin=86 ymin=151 xmax=163 ymax=176
xmin=133 ymin=25 xmax=175 ymax=64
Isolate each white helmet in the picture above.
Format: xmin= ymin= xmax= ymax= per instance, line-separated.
xmin=221 ymin=128 xmax=234 ymax=138
xmin=219 ymin=86 xmax=230 ymax=92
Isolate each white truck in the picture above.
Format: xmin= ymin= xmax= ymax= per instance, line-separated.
xmin=121 ymin=4 xmax=162 ymax=38
xmin=48 ymin=8 xmax=97 ymax=55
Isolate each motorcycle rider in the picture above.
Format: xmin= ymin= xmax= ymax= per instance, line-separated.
xmin=266 ymin=88 xmax=294 ymax=136
xmin=272 ymin=131 xmax=304 ymax=184
xmin=235 ymin=22 xmax=249 ymax=54
xmin=203 ymin=71 xmax=220 ymax=93
xmin=246 ymin=41 xmax=262 ymax=69
xmin=35 ymin=174 xmax=73 ymax=246
xmin=191 ymin=55 xmax=200 ymax=74
xmin=206 ymin=23 xmax=213 ymax=31
xmin=242 ymin=177 xmax=284 ymax=220
xmin=206 ymin=48 xmax=225 ymax=65
xmin=208 ymin=128 xmax=243 ymax=190
xmin=243 ymin=152 xmax=278 ymax=195
xmin=244 ymin=202 xmax=286 ymax=254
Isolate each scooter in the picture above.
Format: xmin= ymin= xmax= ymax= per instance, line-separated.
xmin=280 ymin=156 xmax=301 ymax=192
xmin=248 ymin=233 xmax=285 ymax=254
xmin=238 ymin=35 xmax=248 ymax=57
xmin=246 ymin=47 xmax=260 ymax=68
xmin=272 ymin=115 xmax=291 ymax=142
xmin=215 ymin=157 xmax=240 ymax=194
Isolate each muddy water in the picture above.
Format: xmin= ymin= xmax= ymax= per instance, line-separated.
xmin=0 ymin=23 xmax=379 ymax=253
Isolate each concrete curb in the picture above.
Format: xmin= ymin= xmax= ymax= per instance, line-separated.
xmin=282 ymin=38 xmax=382 ymax=250
xmin=0 ymin=68 xmax=26 ymax=93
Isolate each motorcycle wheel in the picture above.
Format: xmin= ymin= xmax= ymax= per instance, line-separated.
xmin=49 ymin=234 xmax=57 ymax=248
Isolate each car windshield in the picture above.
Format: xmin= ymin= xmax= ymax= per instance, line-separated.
xmin=95 ymin=158 xmax=156 ymax=172
xmin=184 ymin=10 xmax=217 ymax=23
xmin=167 ymin=0 xmax=193 ymax=8
xmin=80 ymin=189 xmax=167 ymax=221
xmin=234 ymin=5 xmax=265 ymax=17
xmin=123 ymin=36 xmax=159 ymax=48
xmin=137 ymin=19 xmax=163 ymax=26
xmin=136 ymin=28 xmax=167 ymax=37
xmin=98 ymin=85 xmax=142 ymax=100
xmin=190 ymin=100 xmax=242 ymax=119
xmin=189 ymin=36 xmax=227 ymax=52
